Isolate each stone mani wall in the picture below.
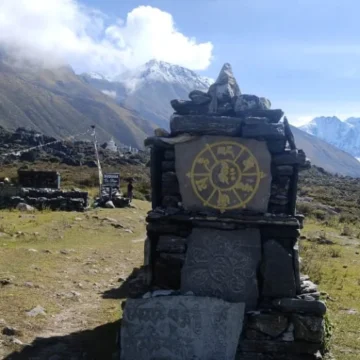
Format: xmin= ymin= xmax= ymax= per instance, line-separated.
xmin=0 ymin=187 xmax=88 ymax=211
xmin=121 ymin=64 xmax=325 ymax=360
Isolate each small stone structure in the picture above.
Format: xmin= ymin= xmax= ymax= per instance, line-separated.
xmin=120 ymin=64 xmax=326 ymax=360
xmin=0 ymin=170 xmax=88 ymax=211
xmin=18 ymin=170 xmax=60 ymax=189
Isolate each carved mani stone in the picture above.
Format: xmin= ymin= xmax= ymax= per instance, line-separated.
xmin=175 ymin=136 xmax=272 ymax=213
xmin=121 ymin=296 xmax=245 ymax=360
xmin=181 ymin=228 xmax=261 ymax=309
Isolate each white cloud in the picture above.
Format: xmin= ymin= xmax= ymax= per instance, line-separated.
xmin=0 ymin=1 xmax=213 ymax=76
xmin=101 ymin=90 xmax=117 ymax=98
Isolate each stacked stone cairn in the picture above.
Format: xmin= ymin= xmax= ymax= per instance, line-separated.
xmin=120 ymin=64 xmax=326 ymax=360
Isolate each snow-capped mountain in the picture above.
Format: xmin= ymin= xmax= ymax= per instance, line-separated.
xmin=80 ymin=59 xmax=213 ymax=128
xmin=300 ymin=116 xmax=360 ymax=158
xmin=87 ymin=71 xmax=113 ymax=82
xmin=114 ymin=59 xmax=213 ymax=93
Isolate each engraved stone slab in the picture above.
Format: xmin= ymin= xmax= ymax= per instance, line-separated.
xmin=175 ymin=136 xmax=272 ymax=213
xmin=121 ymin=296 xmax=245 ymax=360
xmin=181 ymin=228 xmax=261 ymax=309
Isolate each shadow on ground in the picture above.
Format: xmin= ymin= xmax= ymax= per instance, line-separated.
xmin=4 ymin=320 xmax=121 ymax=360
xmin=102 ymin=279 xmax=130 ymax=300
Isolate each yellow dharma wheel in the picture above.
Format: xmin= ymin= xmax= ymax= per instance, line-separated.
xmin=186 ymin=141 xmax=266 ymax=212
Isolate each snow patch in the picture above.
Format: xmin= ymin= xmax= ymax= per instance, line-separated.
xmin=101 ymin=90 xmax=117 ymax=99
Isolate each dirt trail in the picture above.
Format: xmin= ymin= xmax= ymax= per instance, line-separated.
xmin=0 ymin=203 xmax=150 ymax=359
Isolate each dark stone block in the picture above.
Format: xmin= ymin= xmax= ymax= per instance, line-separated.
xmin=247 ymin=313 xmax=289 ymax=338
xmin=238 ymin=340 xmax=322 ymax=355
xmin=245 ymin=328 xmax=272 ymax=340
xmin=170 ymin=114 xmax=242 ymax=136
xmin=292 ymin=315 xmax=324 ymax=343
xmin=262 ymin=240 xmax=297 ymax=298
xmin=273 ymin=165 xmax=294 ymax=176
xmin=242 ymin=123 xmax=285 ymax=140
xmin=236 ymin=352 xmax=320 ymax=360
xmin=164 ymin=149 xmax=175 ymax=160
xmin=170 ymin=99 xmax=210 ymax=115
xmin=146 ymin=222 xmax=191 ymax=237
xmin=192 ymin=220 xmax=238 ymax=230
xmin=161 ymin=195 xmax=181 ymax=208
xmin=162 ymin=160 xmax=175 ymax=172
xmin=156 ymin=235 xmax=187 ymax=253
xmin=161 ymin=171 xmax=180 ymax=196
xmin=272 ymin=150 xmax=306 ymax=166
xmin=272 ymin=298 xmax=327 ymax=316
xmin=235 ymin=109 xmax=284 ymax=123
xmin=261 ymin=227 xmax=300 ymax=239
xmin=159 ymin=252 xmax=186 ymax=265
xmin=269 ymin=195 xmax=288 ymax=206
xmin=153 ymin=258 xmax=182 ymax=290
xmin=268 ymin=203 xmax=288 ymax=214
xmin=267 ymin=139 xmax=287 ymax=154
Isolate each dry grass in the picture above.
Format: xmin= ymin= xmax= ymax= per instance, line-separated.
xmin=0 ymin=200 xmax=150 ymax=359
xmin=301 ymin=219 xmax=360 ymax=360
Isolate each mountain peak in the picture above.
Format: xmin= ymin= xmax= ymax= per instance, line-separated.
xmin=300 ymin=115 xmax=360 ymax=158
xmin=115 ymin=59 xmax=213 ymax=93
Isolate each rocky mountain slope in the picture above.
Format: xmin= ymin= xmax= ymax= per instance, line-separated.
xmin=0 ymin=58 xmax=155 ymax=149
xmin=290 ymin=125 xmax=360 ymax=177
xmin=81 ymin=59 xmax=213 ymax=129
xmin=300 ymin=116 xmax=360 ymax=158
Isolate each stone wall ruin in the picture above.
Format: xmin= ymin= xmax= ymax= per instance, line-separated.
xmin=0 ymin=170 xmax=88 ymax=211
xmin=120 ymin=63 xmax=326 ymax=360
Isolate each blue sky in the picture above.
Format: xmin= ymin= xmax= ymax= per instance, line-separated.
xmin=1 ymin=0 xmax=359 ymax=126
xmin=81 ymin=0 xmax=360 ymax=125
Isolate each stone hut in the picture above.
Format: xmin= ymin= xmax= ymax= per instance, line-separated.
xmin=120 ymin=64 xmax=326 ymax=360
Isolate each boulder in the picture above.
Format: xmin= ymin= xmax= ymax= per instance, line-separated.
xmin=208 ymin=63 xmax=241 ymax=113
xmin=272 ymin=298 xmax=327 ymax=316
xmin=16 ymin=203 xmax=35 ymax=212
xmin=170 ymin=99 xmax=209 ymax=115
xmin=188 ymin=90 xmax=212 ymax=104
xmin=247 ymin=313 xmax=289 ymax=338
xmin=233 ymin=95 xmax=271 ymax=112
xmin=105 ymin=200 xmax=115 ymax=209
xmin=292 ymin=315 xmax=324 ymax=343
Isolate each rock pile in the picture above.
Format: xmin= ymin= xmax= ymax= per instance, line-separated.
xmin=93 ymin=187 xmax=131 ymax=209
xmin=120 ymin=64 xmax=327 ymax=360
xmin=0 ymin=126 xmax=150 ymax=167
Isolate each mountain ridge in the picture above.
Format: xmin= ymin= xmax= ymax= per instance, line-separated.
xmin=300 ymin=116 xmax=360 ymax=158
xmin=81 ymin=59 xmax=213 ymax=128
xmin=0 ymin=58 xmax=156 ymax=149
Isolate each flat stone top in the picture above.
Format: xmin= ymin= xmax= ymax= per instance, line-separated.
xmin=146 ymin=209 xmax=301 ymax=227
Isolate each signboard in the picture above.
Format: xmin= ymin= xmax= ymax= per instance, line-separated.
xmin=103 ymin=173 xmax=120 ymax=187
